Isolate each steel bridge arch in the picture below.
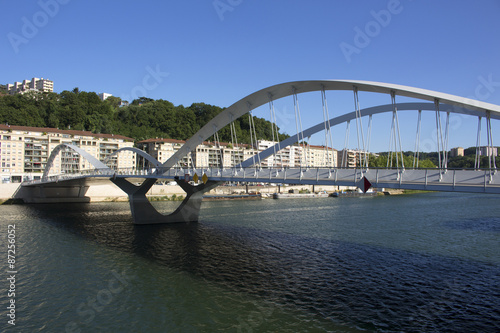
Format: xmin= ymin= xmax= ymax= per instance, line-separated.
xmin=103 ymin=147 xmax=161 ymax=168
xmin=162 ymin=80 xmax=500 ymax=172
xmin=42 ymin=143 xmax=110 ymax=180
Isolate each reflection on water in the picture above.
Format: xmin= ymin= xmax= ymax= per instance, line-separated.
xmin=4 ymin=192 xmax=500 ymax=332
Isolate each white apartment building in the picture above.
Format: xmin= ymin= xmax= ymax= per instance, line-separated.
xmin=137 ymin=138 xmax=256 ymax=169
xmin=303 ymin=144 xmax=337 ymax=168
xmin=137 ymin=138 xmax=339 ymax=169
xmin=338 ymin=149 xmax=373 ymax=168
xmin=0 ymin=125 xmax=135 ymax=183
xmin=479 ymin=146 xmax=498 ymax=157
xmin=98 ymin=93 xmax=113 ymax=101
xmin=449 ymin=147 xmax=465 ymax=157
xmin=5 ymin=77 xmax=54 ymax=95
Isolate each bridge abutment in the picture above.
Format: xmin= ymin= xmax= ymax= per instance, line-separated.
xmin=17 ymin=180 xmax=91 ymax=203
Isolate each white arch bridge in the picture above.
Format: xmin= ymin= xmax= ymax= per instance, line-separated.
xmin=19 ymin=80 xmax=500 ymax=224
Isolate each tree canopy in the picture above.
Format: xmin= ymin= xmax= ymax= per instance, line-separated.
xmin=0 ymin=90 xmax=288 ymax=143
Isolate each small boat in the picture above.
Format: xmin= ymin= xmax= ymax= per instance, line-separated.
xmin=203 ymin=193 xmax=262 ymax=201
xmin=273 ymin=191 xmax=329 ymax=199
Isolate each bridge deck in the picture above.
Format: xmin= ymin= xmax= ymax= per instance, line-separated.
xmin=23 ymin=167 xmax=500 ymax=194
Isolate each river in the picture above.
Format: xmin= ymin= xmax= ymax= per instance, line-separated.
xmin=1 ymin=192 xmax=499 ymax=332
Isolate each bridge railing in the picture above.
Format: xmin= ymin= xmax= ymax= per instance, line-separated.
xmin=22 ymin=166 xmax=499 ymax=190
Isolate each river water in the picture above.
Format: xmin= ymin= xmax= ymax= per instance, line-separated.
xmin=1 ymin=192 xmax=499 ymax=332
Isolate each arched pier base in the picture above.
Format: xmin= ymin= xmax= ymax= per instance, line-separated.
xmin=112 ymin=177 xmax=220 ymax=224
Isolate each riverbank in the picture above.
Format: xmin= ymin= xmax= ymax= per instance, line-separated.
xmin=0 ymin=182 xmax=351 ymax=204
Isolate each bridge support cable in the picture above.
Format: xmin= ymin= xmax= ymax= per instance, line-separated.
xmin=353 ymin=86 xmax=367 ymax=171
xmin=213 ymin=125 xmax=223 ymax=174
xmin=268 ymin=94 xmax=283 ymax=168
xmin=342 ymin=121 xmax=350 ymax=168
xmin=292 ymin=88 xmax=307 ymax=167
xmin=247 ymin=110 xmax=258 ymax=170
xmin=413 ymin=110 xmax=422 ymax=168
xmin=486 ymin=111 xmax=497 ymax=177
xmin=387 ymin=113 xmax=395 ymax=169
xmin=390 ymin=91 xmax=405 ymax=171
xmin=434 ymin=99 xmax=447 ymax=173
xmin=248 ymin=108 xmax=262 ymax=170
xmin=475 ymin=117 xmax=482 ymax=170
xmin=229 ymin=116 xmax=242 ymax=172
xmin=443 ymin=111 xmax=451 ymax=170
xmin=365 ymin=114 xmax=373 ymax=169
xmin=321 ymin=86 xmax=335 ymax=168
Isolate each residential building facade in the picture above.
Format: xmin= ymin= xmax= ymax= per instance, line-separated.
xmin=5 ymin=77 xmax=54 ymax=95
xmin=138 ymin=139 xmax=339 ymax=169
xmin=137 ymin=138 xmax=256 ymax=169
xmin=337 ymin=149 xmax=372 ymax=168
xmin=449 ymin=147 xmax=465 ymax=157
xmin=0 ymin=125 xmax=135 ymax=183
xmin=479 ymin=146 xmax=498 ymax=157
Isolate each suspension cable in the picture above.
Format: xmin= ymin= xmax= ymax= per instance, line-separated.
xmin=248 ymin=111 xmax=256 ymax=168
xmin=413 ymin=110 xmax=422 ymax=168
xmin=213 ymin=125 xmax=223 ymax=171
xmin=293 ymin=87 xmax=307 ymax=167
xmin=321 ymin=88 xmax=330 ymax=167
xmin=475 ymin=116 xmax=482 ymax=170
xmin=387 ymin=110 xmax=395 ymax=168
xmin=434 ymin=99 xmax=443 ymax=170
xmin=229 ymin=117 xmax=236 ymax=169
xmin=365 ymin=115 xmax=373 ymax=169
xmin=487 ymin=111 xmax=497 ymax=170
xmin=321 ymin=86 xmax=335 ymax=167
xmin=271 ymin=101 xmax=283 ymax=168
xmin=342 ymin=121 xmax=350 ymax=168
xmin=391 ymin=92 xmax=405 ymax=170
xmin=249 ymin=111 xmax=261 ymax=169
xmin=353 ymin=86 xmax=367 ymax=168
xmin=443 ymin=111 xmax=450 ymax=169
xmin=268 ymin=95 xmax=278 ymax=168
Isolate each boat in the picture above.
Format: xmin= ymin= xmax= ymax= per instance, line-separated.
xmin=202 ymin=193 xmax=262 ymax=201
xmin=273 ymin=191 xmax=329 ymax=199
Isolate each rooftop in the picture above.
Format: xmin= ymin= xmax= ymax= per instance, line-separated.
xmin=0 ymin=124 xmax=134 ymax=142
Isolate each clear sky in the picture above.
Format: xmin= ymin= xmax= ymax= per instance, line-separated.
xmin=2 ymin=0 xmax=500 ymax=152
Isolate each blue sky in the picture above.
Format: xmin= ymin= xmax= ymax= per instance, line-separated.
xmin=2 ymin=0 xmax=500 ymax=152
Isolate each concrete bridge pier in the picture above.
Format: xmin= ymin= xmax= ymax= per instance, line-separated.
xmin=111 ymin=177 xmax=220 ymax=224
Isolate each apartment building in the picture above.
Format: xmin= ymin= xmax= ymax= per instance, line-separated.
xmin=0 ymin=125 xmax=134 ymax=182
xmin=5 ymin=77 xmax=54 ymax=95
xmin=337 ymin=149 xmax=373 ymax=168
xmin=479 ymin=146 xmax=498 ymax=157
xmin=449 ymin=147 xmax=465 ymax=157
xmin=137 ymin=138 xmax=256 ymax=169
xmin=138 ymin=138 xmax=339 ymax=169
xmin=303 ymin=144 xmax=337 ymax=168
